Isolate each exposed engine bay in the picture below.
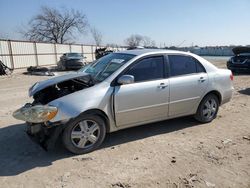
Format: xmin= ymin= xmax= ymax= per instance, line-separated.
xmin=33 ymin=75 xmax=94 ymax=105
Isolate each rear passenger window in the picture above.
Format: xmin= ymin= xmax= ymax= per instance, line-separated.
xmin=126 ymin=56 xmax=164 ymax=82
xmin=168 ymin=55 xmax=206 ymax=76
xmin=169 ymin=55 xmax=196 ymax=76
xmin=196 ymin=61 xmax=206 ymax=73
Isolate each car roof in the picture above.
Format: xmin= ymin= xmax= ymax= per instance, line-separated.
xmin=116 ymin=49 xmax=186 ymax=56
xmin=66 ymin=52 xmax=81 ymax=54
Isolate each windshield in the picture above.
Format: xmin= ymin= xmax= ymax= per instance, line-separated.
xmin=79 ymin=53 xmax=135 ymax=82
xmin=67 ymin=53 xmax=82 ymax=57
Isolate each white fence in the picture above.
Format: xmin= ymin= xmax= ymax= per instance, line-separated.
xmin=0 ymin=39 xmax=127 ymax=69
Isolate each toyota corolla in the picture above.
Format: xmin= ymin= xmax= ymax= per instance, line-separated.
xmin=13 ymin=49 xmax=234 ymax=154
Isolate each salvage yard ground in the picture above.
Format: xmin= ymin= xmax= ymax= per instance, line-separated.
xmin=0 ymin=59 xmax=249 ymax=188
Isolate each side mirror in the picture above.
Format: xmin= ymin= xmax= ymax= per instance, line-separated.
xmin=117 ymin=75 xmax=134 ymax=85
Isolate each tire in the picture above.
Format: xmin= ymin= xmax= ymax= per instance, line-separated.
xmin=61 ymin=65 xmax=66 ymax=71
xmin=195 ymin=94 xmax=219 ymax=123
xmin=62 ymin=114 xmax=106 ymax=154
xmin=58 ymin=61 xmax=66 ymax=71
xmin=60 ymin=63 xmax=66 ymax=71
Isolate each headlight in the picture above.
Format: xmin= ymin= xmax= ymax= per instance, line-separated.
xmin=13 ymin=105 xmax=58 ymax=123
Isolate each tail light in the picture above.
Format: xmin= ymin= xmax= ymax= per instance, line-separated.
xmin=230 ymin=73 xmax=233 ymax=81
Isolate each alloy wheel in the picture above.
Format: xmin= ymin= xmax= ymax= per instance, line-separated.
xmin=71 ymin=120 xmax=100 ymax=149
xmin=202 ymin=98 xmax=217 ymax=119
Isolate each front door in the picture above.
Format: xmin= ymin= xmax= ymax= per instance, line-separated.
xmin=114 ymin=56 xmax=169 ymax=127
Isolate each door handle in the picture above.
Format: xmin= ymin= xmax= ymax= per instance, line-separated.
xmin=157 ymin=83 xmax=168 ymax=89
xmin=198 ymin=77 xmax=206 ymax=82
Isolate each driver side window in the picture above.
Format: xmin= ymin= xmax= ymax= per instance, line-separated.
xmin=125 ymin=56 xmax=164 ymax=82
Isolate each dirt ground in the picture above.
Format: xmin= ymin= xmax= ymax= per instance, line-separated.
xmin=0 ymin=60 xmax=249 ymax=188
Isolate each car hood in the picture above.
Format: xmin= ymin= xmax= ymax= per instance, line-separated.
xmin=232 ymin=47 xmax=250 ymax=55
xmin=29 ymin=72 xmax=89 ymax=97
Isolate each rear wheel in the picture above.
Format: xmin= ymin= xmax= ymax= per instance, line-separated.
xmin=62 ymin=114 xmax=106 ymax=154
xmin=195 ymin=94 xmax=219 ymax=123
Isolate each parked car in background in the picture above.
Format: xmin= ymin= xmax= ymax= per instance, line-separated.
xmin=13 ymin=49 xmax=233 ymax=154
xmin=58 ymin=53 xmax=86 ymax=70
xmin=95 ymin=48 xmax=114 ymax=60
xmin=227 ymin=47 xmax=250 ymax=72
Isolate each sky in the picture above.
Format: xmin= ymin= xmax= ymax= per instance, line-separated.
xmin=0 ymin=0 xmax=250 ymax=47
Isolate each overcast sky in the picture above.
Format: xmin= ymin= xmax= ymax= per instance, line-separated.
xmin=0 ymin=0 xmax=250 ymax=47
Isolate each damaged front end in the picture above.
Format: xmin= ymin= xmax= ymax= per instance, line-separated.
xmin=13 ymin=72 xmax=95 ymax=150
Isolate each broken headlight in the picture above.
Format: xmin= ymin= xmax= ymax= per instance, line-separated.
xmin=13 ymin=104 xmax=58 ymax=123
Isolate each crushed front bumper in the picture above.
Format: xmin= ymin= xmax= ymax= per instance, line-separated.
xmin=26 ymin=121 xmax=65 ymax=150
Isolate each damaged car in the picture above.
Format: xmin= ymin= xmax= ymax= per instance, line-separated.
xmin=58 ymin=53 xmax=86 ymax=70
xmin=227 ymin=47 xmax=250 ymax=72
xmin=13 ymin=49 xmax=234 ymax=154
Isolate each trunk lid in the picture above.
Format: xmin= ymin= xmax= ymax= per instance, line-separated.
xmin=232 ymin=47 xmax=250 ymax=55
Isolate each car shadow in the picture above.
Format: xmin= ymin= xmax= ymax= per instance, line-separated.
xmin=0 ymin=116 xmax=200 ymax=176
xmin=238 ymin=88 xmax=250 ymax=96
xmin=102 ymin=117 xmax=199 ymax=148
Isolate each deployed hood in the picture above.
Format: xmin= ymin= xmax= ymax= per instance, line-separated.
xmin=232 ymin=47 xmax=250 ymax=55
xmin=29 ymin=72 xmax=90 ymax=96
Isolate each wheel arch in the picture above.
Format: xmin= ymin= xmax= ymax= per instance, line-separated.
xmin=80 ymin=109 xmax=110 ymax=133
xmin=203 ymin=90 xmax=222 ymax=105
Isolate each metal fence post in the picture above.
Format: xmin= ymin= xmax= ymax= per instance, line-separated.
xmin=69 ymin=44 xmax=72 ymax=53
xmin=91 ymin=45 xmax=94 ymax=61
xmin=7 ymin=40 xmax=14 ymax=69
xmin=81 ymin=44 xmax=84 ymax=56
xmin=33 ymin=41 xmax=39 ymax=66
xmin=54 ymin=43 xmax=57 ymax=64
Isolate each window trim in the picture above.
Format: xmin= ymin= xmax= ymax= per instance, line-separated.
xmin=111 ymin=54 xmax=168 ymax=86
xmin=167 ymin=54 xmax=206 ymax=78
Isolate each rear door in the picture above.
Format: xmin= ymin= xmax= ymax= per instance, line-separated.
xmin=168 ymin=55 xmax=208 ymax=116
xmin=114 ymin=55 xmax=170 ymax=127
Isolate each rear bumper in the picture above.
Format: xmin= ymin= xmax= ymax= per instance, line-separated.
xmin=221 ymin=87 xmax=234 ymax=105
xmin=26 ymin=121 xmax=65 ymax=150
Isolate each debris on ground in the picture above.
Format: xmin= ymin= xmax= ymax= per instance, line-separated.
xmin=0 ymin=60 xmax=13 ymax=75
xmin=25 ymin=66 xmax=55 ymax=76
xmin=72 ymin=157 xmax=93 ymax=162
xmin=221 ymin=139 xmax=232 ymax=145
xmin=95 ymin=48 xmax=114 ymax=60
xmin=171 ymin=157 xmax=176 ymax=163
xmin=243 ymin=135 xmax=250 ymax=141
xmin=61 ymin=172 xmax=71 ymax=182
xmin=180 ymin=174 xmax=200 ymax=188
xmin=205 ymin=181 xmax=216 ymax=187
xmin=111 ymin=182 xmax=131 ymax=188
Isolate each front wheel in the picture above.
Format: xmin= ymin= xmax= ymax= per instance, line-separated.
xmin=62 ymin=114 xmax=106 ymax=154
xmin=195 ymin=94 xmax=219 ymax=123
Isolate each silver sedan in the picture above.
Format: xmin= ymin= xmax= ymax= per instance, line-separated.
xmin=13 ymin=49 xmax=234 ymax=154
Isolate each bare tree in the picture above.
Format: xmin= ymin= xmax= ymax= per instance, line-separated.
xmin=124 ymin=34 xmax=144 ymax=47
xmin=23 ymin=6 xmax=88 ymax=43
xmin=142 ymin=36 xmax=156 ymax=47
xmin=124 ymin=34 xmax=155 ymax=48
xmin=90 ymin=27 xmax=103 ymax=46
xmin=106 ymin=43 xmax=119 ymax=48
